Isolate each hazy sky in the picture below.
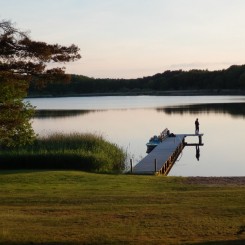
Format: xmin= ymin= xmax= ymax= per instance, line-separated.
xmin=1 ymin=0 xmax=245 ymax=78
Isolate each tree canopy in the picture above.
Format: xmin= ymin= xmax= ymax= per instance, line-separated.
xmin=0 ymin=20 xmax=81 ymax=148
xmin=28 ymin=65 xmax=245 ymax=97
xmin=0 ymin=20 xmax=80 ymax=73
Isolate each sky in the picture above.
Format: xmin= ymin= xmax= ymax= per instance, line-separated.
xmin=1 ymin=0 xmax=245 ymax=79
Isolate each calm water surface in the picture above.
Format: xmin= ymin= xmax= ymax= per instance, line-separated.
xmin=27 ymin=96 xmax=245 ymax=177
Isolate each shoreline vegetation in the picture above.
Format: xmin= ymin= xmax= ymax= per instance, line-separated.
xmin=28 ymin=65 xmax=245 ymax=98
xmin=27 ymin=89 xmax=245 ymax=98
xmin=0 ymin=171 xmax=244 ymax=244
xmin=0 ymin=133 xmax=126 ymax=173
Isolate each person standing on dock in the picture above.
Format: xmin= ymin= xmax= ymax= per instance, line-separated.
xmin=195 ymin=118 xmax=199 ymax=134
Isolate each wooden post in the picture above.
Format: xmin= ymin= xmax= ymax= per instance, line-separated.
xmin=154 ymin=158 xmax=157 ymax=173
xmin=199 ymin=135 xmax=202 ymax=144
xmin=130 ymin=159 xmax=133 ymax=173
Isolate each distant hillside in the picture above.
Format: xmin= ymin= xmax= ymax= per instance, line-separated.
xmin=28 ymin=65 xmax=245 ymax=96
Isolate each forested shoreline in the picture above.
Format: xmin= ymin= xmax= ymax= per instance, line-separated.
xmin=28 ymin=65 xmax=245 ymax=97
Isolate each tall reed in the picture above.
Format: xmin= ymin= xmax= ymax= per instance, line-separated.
xmin=0 ymin=133 xmax=126 ymax=173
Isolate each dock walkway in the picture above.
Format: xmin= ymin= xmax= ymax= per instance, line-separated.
xmin=132 ymin=134 xmax=203 ymax=175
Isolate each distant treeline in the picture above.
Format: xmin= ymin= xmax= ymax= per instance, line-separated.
xmin=28 ymin=65 xmax=245 ymax=96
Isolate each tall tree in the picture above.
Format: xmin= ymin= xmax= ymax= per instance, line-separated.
xmin=0 ymin=20 xmax=81 ymax=148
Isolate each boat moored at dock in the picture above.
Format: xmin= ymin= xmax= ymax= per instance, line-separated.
xmin=133 ymin=129 xmax=204 ymax=175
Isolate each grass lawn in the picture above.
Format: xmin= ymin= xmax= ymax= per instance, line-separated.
xmin=0 ymin=170 xmax=244 ymax=244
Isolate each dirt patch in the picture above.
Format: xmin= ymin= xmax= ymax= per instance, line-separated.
xmin=185 ymin=177 xmax=245 ymax=186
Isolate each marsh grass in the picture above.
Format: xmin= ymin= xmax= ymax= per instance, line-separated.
xmin=0 ymin=133 xmax=126 ymax=173
xmin=0 ymin=171 xmax=244 ymax=244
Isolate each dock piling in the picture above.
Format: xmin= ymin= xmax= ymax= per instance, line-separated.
xmin=199 ymin=135 xmax=202 ymax=144
xmin=130 ymin=159 xmax=133 ymax=173
xmin=154 ymin=158 xmax=157 ymax=173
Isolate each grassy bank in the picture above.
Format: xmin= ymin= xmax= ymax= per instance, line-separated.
xmin=0 ymin=171 xmax=244 ymax=244
xmin=0 ymin=133 xmax=126 ymax=173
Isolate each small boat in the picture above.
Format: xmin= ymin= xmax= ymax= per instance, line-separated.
xmin=146 ymin=135 xmax=161 ymax=153
xmin=146 ymin=128 xmax=169 ymax=153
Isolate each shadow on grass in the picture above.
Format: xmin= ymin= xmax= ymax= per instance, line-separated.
xmin=1 ymin=241 xmax=245 ymax=245
xmin=186 ymin=239 xmax=245 ymax=245
xmin=0 ymin=242 xmax=128 ymax=245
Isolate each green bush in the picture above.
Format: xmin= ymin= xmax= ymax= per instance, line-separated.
xmin=0 ymin=133 xmax=126 ymax=173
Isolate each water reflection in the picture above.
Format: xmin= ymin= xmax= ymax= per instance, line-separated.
xmin=34 ymin=102 xmax=245 ymax=119
xmin=34 ymin=110 xmax=96 ymax=118
xmin=159 ymin=103 xmax=245 ymax=118
xmin=30 ymin=96 xmax=245 ymax=176
xmin=195 ymin=145 xmax=200 ymax=161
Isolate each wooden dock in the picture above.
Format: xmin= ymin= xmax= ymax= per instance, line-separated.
xmin=132 ymin=134 xmax=203 ymax=176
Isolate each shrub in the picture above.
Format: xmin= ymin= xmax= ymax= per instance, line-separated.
xmin=0 ymin=133 xmax=126 ymax=173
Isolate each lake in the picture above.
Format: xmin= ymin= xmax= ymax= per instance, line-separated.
xmin=27 ymin=95 xmax=245 ymax=177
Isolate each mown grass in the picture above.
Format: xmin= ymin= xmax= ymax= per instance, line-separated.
xmin=0 ymin=133 xmax=126 ymax=173
xmin=0 ymin=171 xmax=244 ymax=244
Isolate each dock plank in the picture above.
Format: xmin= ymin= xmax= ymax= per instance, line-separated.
xmin=133 ymin=135 xmax=186 ymax=175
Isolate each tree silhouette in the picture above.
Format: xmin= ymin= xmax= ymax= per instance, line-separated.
xmin=0 ymin=20 xmax=81 ymax=148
